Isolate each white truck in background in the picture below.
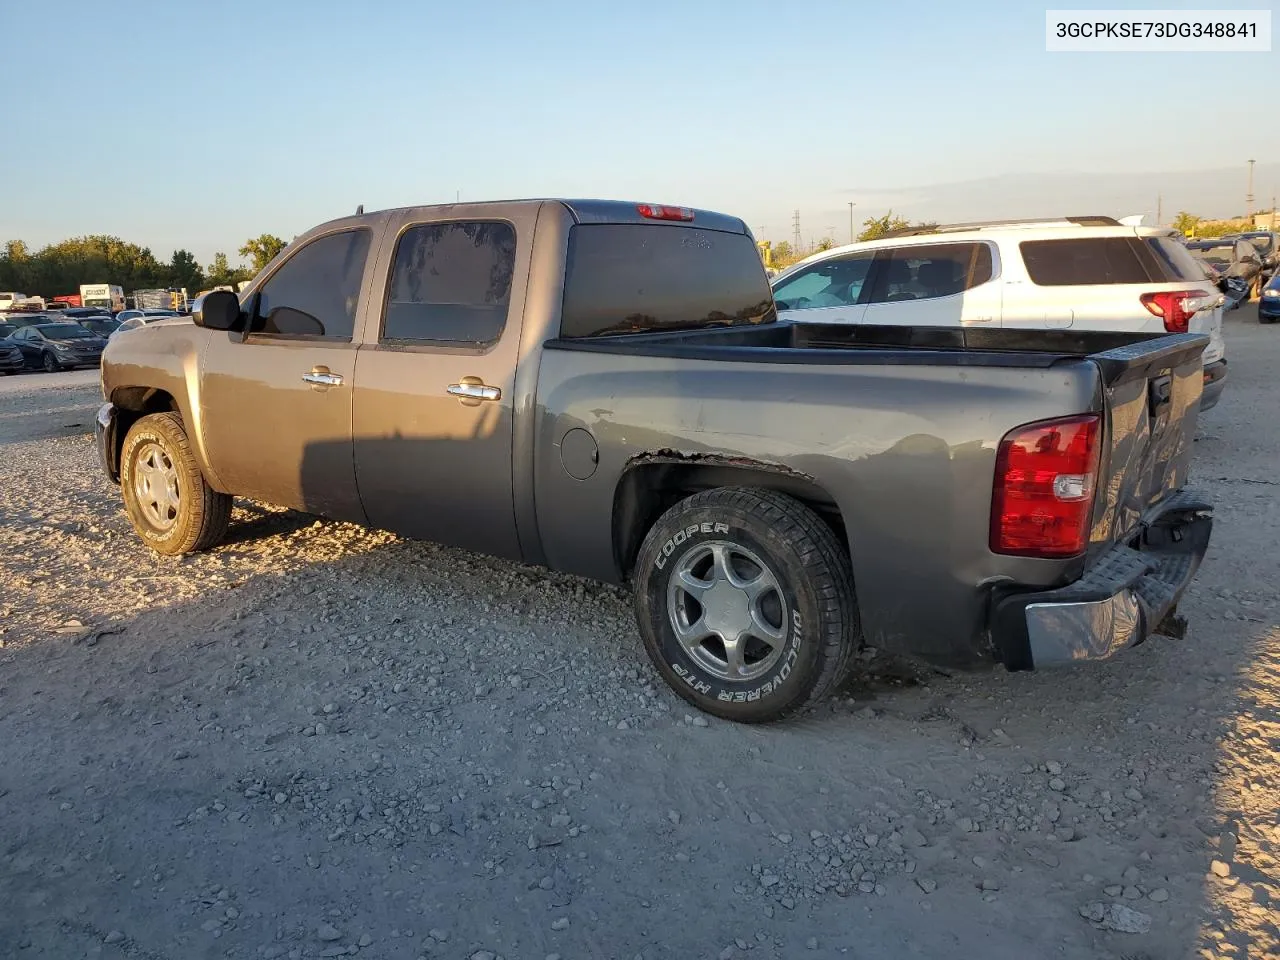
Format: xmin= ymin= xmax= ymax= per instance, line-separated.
xmin=80 ymin=284 xmax=125 ymax=314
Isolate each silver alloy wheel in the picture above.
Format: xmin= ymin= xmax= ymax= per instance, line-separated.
xmin=666 ymin=540 xmax=788 ymax=682
xmin=133 ymin=441 xmax=181 ymax=530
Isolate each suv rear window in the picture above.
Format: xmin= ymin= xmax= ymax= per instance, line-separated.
xmin=1020 ymin=237 xmax=1162 ymax=286
xmin=560 ymin=224 xmax=775 ymax=338
xmin=1146 ymin=236 xmax=1210 ymax=281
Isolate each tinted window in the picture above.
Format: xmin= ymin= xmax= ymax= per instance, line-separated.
xmin=1145 ymin=237 xmax=1206 ymax=282
xmin=1020 ymin=237 xmax=1156 ymax=285
xmin=773 ymin=253 xmax=875 ymax=310
xmin=40 ymin=323 xmax=95 ymax=338
xmin=560 ymin=225 xmax=775 ymax=338
xmin=1188 ymin=244 xmax=1235 ymax=267
xmin=867 ymin=242 xmax=994 ymax=304
xmin=382 ymin=221 xmax=516 ymax=343
xmin=253 ymin=229 xmax=371 ymax=339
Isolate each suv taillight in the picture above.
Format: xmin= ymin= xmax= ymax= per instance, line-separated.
xmin=1140 ymin=289 xmax=1214 ymax=333
xmin=991 ymin=414 xmax=1101 ymax=558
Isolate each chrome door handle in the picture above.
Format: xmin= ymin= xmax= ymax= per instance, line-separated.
xmin=302 ymin=371 xmax=343 ymax=386
xmin=447 ymin=382 xmax=501 ymax=401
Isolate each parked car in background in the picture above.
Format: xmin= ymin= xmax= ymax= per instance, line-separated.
xmin=115 ymin=309 xmax=181 ymax=324
xmin=60 ymin=307 xmax=114 ymax=321
xmin=9 ymin=321 xmax=108 ymax=371
xmin=1187 ymin=238 xmax=1265 ymax=300
xmin=2 ymin=311 xmax=56 ymax=328
xmin=770 ymin=216 xmax=1229 ymax=410
xmin=112 ymin=311 xmax=186 ymax=337
xmin=97 ymin=199 xmax=1215 ymax=722
xmin=1259 ymin=270 xmax=1280 ymax=324
xmin=1225 ymin=230 xmax=1279 ymax=282
xmin=43 ymin=301 xmax=70 ymax=312
xmin=79 ymin=316 xmax=122 ymax=338
xmin=0 ymin=322 xmax=25 ymax=374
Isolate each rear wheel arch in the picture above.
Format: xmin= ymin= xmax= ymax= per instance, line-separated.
xmin=612 ymin=458 xmax=851 ymax=581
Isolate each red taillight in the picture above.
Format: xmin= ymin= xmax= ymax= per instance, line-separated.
xmin=637 ymin=203 xmax=694 ymax=222
xmin=1140 ymin=289 xmax=1214 ymax=333
xmin=991 ymin=414 xmax=1102 ymax=558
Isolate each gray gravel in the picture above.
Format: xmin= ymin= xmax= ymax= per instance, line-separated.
xmin=1 ymin=307 xmax=1278 ymax=959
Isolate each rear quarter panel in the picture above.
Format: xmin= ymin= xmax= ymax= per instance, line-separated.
xmin=533 ymin=350 xmax=1101 ymax=664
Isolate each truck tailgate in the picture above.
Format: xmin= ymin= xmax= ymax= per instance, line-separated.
xmin=1086 ymin=333 xmax=1208 ymax=549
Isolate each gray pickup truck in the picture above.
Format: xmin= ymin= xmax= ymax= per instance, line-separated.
xmin=96 ymin=199 xmax=1213 ymax=722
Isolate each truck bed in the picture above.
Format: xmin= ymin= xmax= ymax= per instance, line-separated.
xmin=545 ymin=322 xmax=1209 ymax=383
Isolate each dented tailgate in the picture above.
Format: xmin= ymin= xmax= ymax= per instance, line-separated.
xmin=1086 ymin=333 xmax=1208 ymax=551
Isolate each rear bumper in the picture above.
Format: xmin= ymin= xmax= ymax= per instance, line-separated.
xmin=96 ymin=402 xmax=120 ymax=484
xmin=991 ymin=489 xmax=1212 ymax=669
xmin=1200 ymin=359 xmax=1227 ymax=411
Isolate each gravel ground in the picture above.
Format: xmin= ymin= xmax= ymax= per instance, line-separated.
xmin=1 ymin=310 xmax=1278 ymax=960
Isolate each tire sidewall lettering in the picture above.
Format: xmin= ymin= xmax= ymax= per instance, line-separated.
xmin=656 ymin=521 xmax=729 ymax=570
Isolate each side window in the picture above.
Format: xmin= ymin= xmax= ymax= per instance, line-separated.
xmin=382 ymin=221 xmax=516 ymax=344
xmin=1020 ymin=238 xmax=1154 ymax=286
xmin=771 ymin=253 xmax=875 ymax=311
xmin=866 ymin=242 xmax=994 ymax=304
xmin=252 ymin=229 xmax=371 ymax=339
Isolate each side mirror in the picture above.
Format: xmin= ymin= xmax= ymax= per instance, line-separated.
xmin=194 ymin=290 xmax=243 ymax=331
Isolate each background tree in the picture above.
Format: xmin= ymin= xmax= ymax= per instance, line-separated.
xmin=238 ymin=234 xmax=287 ymax=273
xmin=857 ymin=210 xmax=912 ymax=242
xmin=205 ymin=252 xmax=251 ymax=289
xmin=1172 ymin=211 xmax=1201 ymax=236
xmin=168 ymin=249 xmax=205 ymax=292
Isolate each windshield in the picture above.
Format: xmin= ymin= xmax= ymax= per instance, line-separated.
xmin=1243 ymin=234 xmax=1275 ymax=255
xmin=39 ymin=323 xmax=97 ymax=338
xmin=83 ymin=319 xmax=120 ymax=333
xmin=1188 ymin=245 xmax=1234 ymax=266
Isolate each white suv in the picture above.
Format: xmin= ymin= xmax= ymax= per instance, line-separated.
xmin=770 ymin=217 xmax=1227 ymax=410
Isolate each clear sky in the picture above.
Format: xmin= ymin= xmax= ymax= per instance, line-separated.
xmin=2 ymin=0 xmax=1275 ymax=264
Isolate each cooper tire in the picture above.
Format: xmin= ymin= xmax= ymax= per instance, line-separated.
xmin=120 ymin=412 xmax=231 ymax=555
xmin=633 ymin=487 xmax=860 ymax=723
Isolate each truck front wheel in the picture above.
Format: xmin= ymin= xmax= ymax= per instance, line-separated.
xmin=633 ymin=487 xmax=860 ymax=722
xmin=120 ymin=412 xmax=231 ymax=555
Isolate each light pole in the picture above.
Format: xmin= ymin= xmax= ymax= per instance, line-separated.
xmin=1246 ymin=159 xmax=1255 ymax=218
xmin=848 ymin=202 xmax=855 ymax=243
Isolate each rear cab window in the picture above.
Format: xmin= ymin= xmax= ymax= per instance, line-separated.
xmin=559 ymin=224 xmax=774 ymax=338
xmin=381 ymin=221 xmax=517 ymax=344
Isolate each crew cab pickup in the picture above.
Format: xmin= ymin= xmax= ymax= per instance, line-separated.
xmin=97 ymin=199 xmax=1213 ymax=722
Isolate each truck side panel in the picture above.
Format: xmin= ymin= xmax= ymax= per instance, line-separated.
xmin=532 ymin=351 xmax=1101 ymax=664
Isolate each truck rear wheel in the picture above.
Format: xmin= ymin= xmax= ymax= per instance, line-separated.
xmin=633 ymin=487 xmax=860 ymax=722
xmin=120 ymin=412 xmax=231 ymax=555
